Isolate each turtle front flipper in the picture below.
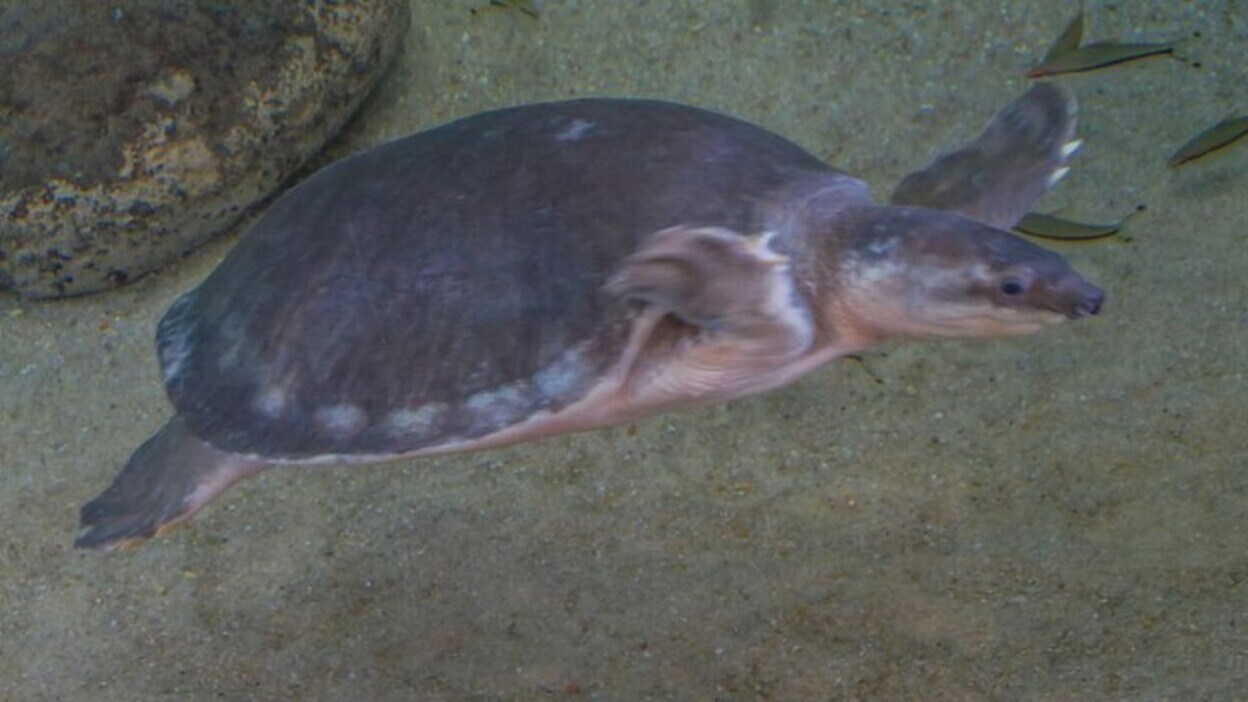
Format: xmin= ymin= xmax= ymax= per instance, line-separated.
xmin=75 ymin=417 xmax=267 ymax=550
xmin=606 ymin=225 xmax=814 ymax=383
xmin=890 ymin=84 xmax=1078 ymax=229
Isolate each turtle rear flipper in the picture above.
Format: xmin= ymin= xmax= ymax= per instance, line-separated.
xmin=75 ymin=417 xmax=266 ymax=550
xmin=891 ymin=83 xmax=1078 ymax=229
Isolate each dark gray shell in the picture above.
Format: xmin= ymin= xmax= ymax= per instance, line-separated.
xmin=158 ymin=99 xmax=837 ymax=459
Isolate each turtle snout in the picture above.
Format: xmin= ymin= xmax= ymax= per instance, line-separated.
xmin=1065 ymin=278 xmax=1105 ymax=319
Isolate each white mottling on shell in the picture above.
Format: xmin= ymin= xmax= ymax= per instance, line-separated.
xmin=157 ymin=293 xmax=196 ymax=384
xmin=213 ymin=311 xmax=248 ymax=371
xmin=385 ymin=403 xmax=447 ymax=438
xmin=315 ymin=403 xmax=368 ymax=439
xmin=254 ymin=386 xmax=288 ymax=418
xmin=532 ymin=345 xmax=591 ymax=400
xmin=159 ymin=334 xmax=190 ymax=385
xmin=464 ymin=382 xmax=535 ymax=429
xmin=864 ymin=235 xmax=901 ymax=258
xmin=554 ymin=118 xmax=594 ymax=142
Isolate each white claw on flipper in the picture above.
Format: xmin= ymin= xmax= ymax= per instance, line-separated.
xmin=1047 ymin=166 xmax=1071 ymax=187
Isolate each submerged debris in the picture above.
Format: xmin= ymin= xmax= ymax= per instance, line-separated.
xmin=488 ymin=0 xmax=540 ymax=19
xmin=1014 ymin=207 xmax=1144 ymax=241
xmin=1167 ymin=116 xmax=1248 ymax=168
xmin=1027 ymin=41 xmax=1174 ymax=77
xmin=1027 ymin=9 xmax=1179 ymax=78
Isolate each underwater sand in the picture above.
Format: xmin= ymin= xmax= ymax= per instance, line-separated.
xmin=2 ymin=1 xmax=1245 ymax=699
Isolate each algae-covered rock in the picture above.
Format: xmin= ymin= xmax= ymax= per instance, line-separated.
xmin=0 ymin=0 xmax=409 ymax=298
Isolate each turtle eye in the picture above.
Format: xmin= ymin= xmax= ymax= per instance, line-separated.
xmin=1000 ymin=276 xmax=1027 ymax=296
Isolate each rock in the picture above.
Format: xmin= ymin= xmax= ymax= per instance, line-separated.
xmin=0 ymin=1 xmax=409 ymax=298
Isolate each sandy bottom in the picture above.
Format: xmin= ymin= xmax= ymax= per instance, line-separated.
xmin=2 ymin=2 xmax=1245 ymax=699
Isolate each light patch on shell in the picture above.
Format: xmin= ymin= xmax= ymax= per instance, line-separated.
xmin=554 ymin=118 xmax=594 ymax=142
xmin=864 ymin=232 xmax=902 ymax=258
xmin=385 ymin=403 xmax=447 ymax=438
xmin=532 ymin=344 xmax=591 ymax=400
xmin=159 ymin=332 xmax=191 ymax=385
xmin=464 ymin=382 xmax=538 ymax=432
xmin=157 ymin=292 xmax=196 ymax=384
xmin=253 ymin=386 xmax=288 ymax=418
xmin=213 ymin=311 xmax=248 ymax=371
xmin=315 ymin=404 xmax=368 ymax=440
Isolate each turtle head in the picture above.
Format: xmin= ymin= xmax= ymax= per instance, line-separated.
xmin=826 ymin=206 xmax=1103 ymax=344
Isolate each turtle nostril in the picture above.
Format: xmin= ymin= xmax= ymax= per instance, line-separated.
xmin=1079 ymin=286 xmax=1105 ymax=317
xmin=1063 ymin=280 xmax=1105 ymax=318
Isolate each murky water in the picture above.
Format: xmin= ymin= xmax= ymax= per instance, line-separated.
xmin=2 ymin=2 xmax=1244 ymax=699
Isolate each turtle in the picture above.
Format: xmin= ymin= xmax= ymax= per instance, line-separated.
xmin=75 ymin=84 xmax=1104 ymax=550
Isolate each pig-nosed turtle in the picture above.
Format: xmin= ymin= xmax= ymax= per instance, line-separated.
xmin=76 ymin=84 xmax=1104 ymax=550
